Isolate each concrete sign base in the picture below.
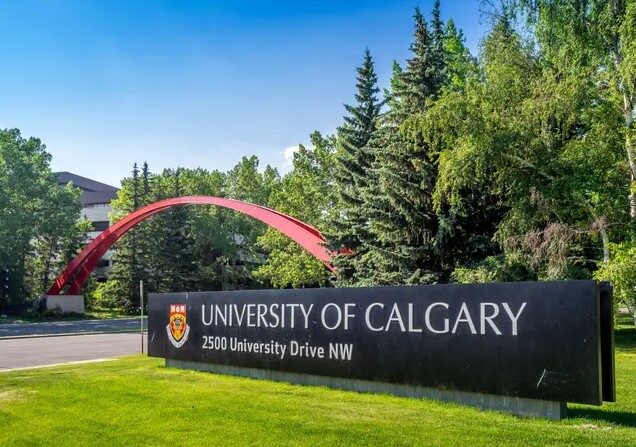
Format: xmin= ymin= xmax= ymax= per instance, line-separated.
xmin=44 ymin=295 xmax=85 ymax=314
xmin=166 ymin=359 xmax=567 ymax=419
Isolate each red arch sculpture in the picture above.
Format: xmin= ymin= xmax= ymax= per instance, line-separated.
xmin=47 ymin=196 xmax=336 ymax=295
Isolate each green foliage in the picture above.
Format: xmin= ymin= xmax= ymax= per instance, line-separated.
xmin=595 ymin=242 xmax=636 ymax=324
xmin=255 ymin=132 xmax=335 ymax=288
xmin=0 ymin=129 xmax=85 ymax=313
xmin=103 ymin=158 xmax=283 ymax=309
xmin=89 ymin=280 xmax=129 ymax=309
xmin=356 ymin=4 xmax=478 ymax=286
xmin=400 ymin=7 xmax=438 ymax=114
xmin=442 ymin=19 xmax=478 ymax=92
xmin=451 ymin=252 xmax=534 ymax=284
xmin=326 ymin=49 xmax=382 ymax=285
xmin=9 ymin=2 xmax=636 ymax=304
xmin=327 ymin=2 xmax=633 ymax=289
xmin=518 ymin=0 xmax=636 ymax=234
xmin=424 ymin=12 xmax=627 ymax=282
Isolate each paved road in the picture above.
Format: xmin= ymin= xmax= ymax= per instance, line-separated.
xmin=0 ymin=317 xmax=146 ymax=338
xmin=0 ymin=333 xmax=144 ymax=371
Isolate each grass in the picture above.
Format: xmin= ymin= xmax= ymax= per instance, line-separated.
xmin=0 ymin=307 xmax=132 ymax=324
xmin=85 ymin=306 xmax=135 ymax=320
xmin=616 ymin=312 xmax=636 ymax=352
xmin=0 ymin=326 xmax=634 ymax=446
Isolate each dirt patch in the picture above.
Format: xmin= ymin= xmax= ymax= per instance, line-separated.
xmin=0 ymin=389 xmax=28 ymax=404
xmin=573 ymin=423 xmax=613 ymax=431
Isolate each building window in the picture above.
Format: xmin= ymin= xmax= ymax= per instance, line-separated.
xmin=92 ymin=221 xmax=110 ymax=231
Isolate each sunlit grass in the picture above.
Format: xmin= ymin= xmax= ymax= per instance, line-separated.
xmin=0 ymin=307 xmax=132 ymax=324
xmin=0 ymin=325 xmax=634 ymax=446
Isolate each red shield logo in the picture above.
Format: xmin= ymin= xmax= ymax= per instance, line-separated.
xmin=166 ymin=304 xmax=190 ymax=348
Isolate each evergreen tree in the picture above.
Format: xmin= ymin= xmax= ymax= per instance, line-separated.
xmin=161 ymin=168 xmax=197 ymax=292
xmin=136 ymin=162 xmax=153 ymax=306
xmin=430 ymin=0 xmax=447 ymax=93
xmin=108 ymin=163 xmax=142 ymax=308
xmin=327 ymin=49 xmax=382 ymax=284
xmin=358 ymin=5 xmax=450 ymax=285
xmin=141 ymin=162 xmax=151 ymax=203
xmin=130 ymin=162 xmax=140 ymax=299
xmin=384 ymin=61 xmax=406 ymax=125
xmin=400 ymin=7 xmax=437 ymax=115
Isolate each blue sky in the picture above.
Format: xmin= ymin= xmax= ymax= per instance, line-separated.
xmin=0 ymin=1 xmax=485 ymax=186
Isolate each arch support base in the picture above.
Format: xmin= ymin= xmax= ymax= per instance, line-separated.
xmin=44 ymin=295 xmax=86 ymax=314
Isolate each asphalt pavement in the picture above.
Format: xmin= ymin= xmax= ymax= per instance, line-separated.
xmin=0 ymin=332 xmax=144 ymax=371
xmin=0 ymin=317 xmax=146 ymax=338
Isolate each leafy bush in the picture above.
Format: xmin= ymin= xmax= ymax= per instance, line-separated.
xmin=595 ymin=243 xmax=636 ymax=325
xmin=89 ymin=280 xmax=130 ymax=310
xmin=451 ymin=252 xmax=534 ymax=284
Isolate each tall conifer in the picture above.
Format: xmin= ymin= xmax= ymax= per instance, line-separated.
xmin=109 ymin=163 xmax=142 ymax=307
xmin=430 ymin=0 xmax=446 ymax=94
xmin=400 ymin=7 xmax=435 ymax=115
xmin=163 ymin=168 xmax=196 ymax=291
xmin=358 ymin=5 xmax=449 ymax=285
xmin=327 ymin=49 xmax=382 ymax=284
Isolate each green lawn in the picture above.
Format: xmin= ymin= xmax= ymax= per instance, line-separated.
xmin=0 ymin=325 xmax=634 ymax=446
xmin=0 ymin=307 xmax=132 ymax=324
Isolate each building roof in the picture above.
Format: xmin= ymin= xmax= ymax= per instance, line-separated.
xmin=55 ymin=171 xmax=119 ymax=206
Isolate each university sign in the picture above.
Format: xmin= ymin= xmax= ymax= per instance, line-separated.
xmin=148 ymin=280 xmax=615 ymax=416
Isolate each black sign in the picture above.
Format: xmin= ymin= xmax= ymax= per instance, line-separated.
xmin=148 ymin=280 xmax=614 ymax=405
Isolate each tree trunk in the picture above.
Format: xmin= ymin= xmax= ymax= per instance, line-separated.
xmin=623 ymin=92 xmax=636 ymax=223
xmin=600 ymin=227 xmax=610 ymax=262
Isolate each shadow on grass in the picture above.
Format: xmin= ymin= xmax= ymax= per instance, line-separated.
xmin=564 ymin=315 xmax=636 ymax=427
xmin=568 ymin=319 xmax=636 ymax=427
xmin=615 ymin=313 xmax=636 ymax=352
xmin=568 ymin=407 xmax=636 ymax=428
xmin=615 ymin=326 xmax=636 ymax=352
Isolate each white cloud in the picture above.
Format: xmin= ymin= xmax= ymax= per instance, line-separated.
xmin=280 ymin=144 xmax=302 ymax=173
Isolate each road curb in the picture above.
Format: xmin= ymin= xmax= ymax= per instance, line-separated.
xmin=0 ymin=357 xmax=119 ymax=373
xmin=0 ymin=330 xmax=146 ymax=340
xmin=0 ymin=317 xmax=146 ymax=326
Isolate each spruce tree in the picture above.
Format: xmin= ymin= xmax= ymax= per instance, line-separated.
xmin=161 ymin=168 xmax=196 ymax=292
xmin=108 ymin=163 xmax=142 ymax=308
xmin=130 ymin=162 xmax=140 ymax=301
xmin=400 ymin=7 xmax=436 ymax=115
xmin=136 ymin=161 xmax=153 ymax=306
xmin=430 ymin=0 xmax=447 ymax=94
xmin=358 ymin=5 xmax=449 ymax=285
xmin=327 ymin=49 xmax=382 ymax=284
xmin=141 ymin=162 xmax=151 ymax=202
xmin=384 ymin=61 xmax=406 ymax=125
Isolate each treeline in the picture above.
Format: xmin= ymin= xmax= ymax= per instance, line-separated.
xmin=3 ymin=2 xmax=636 ymax=323
xmin=98 ymin=158 xmax=275 ymax=307
xmin=0 ymin=129 xmax=89 ymax=314
xmin=102 ymin=1 xmax=636 ymax=324
xmin=332 ymin=0 xmax=635 ymax=326
xmin=96 ymin=135 xmax=335 ymax=308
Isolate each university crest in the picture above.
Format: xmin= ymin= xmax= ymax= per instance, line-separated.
xmin=167 ymin=304 xmax=190 ymax=348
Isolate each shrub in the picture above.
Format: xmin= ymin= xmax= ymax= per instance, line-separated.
xmin=595 ymin=242 xmax=636 ymax=325
xmin=451 ymin=252 xmax=534 ymax=284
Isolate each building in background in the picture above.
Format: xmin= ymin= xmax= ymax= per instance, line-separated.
xmin=56 ymin=172 xmax=119 ymax=281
